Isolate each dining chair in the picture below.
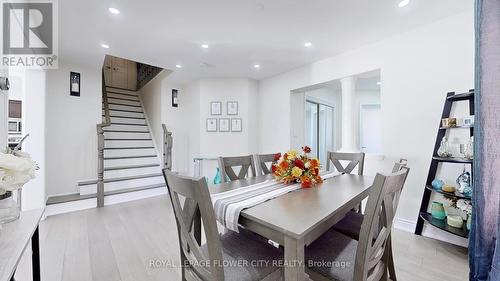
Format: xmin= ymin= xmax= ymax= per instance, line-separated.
xmin=330 ymin=159 xmax=409 ymax=280
xmin=304 ymin=168 xmax=410 ymax=281
xmin=218 ymin=155 xmax=256 ymax=182
xmin=255 ymin=153 xmax=277 ymax=175
xmin=327 ymin=151 xmax=366 ymax=213
xmin=326 ymin=151 xmax=365 ymax=175
xmin=162 ymin=169 xmax=283 ymax=281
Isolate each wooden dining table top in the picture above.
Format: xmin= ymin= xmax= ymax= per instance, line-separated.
xmin=208 ymin=173 xmax=375 ymax=239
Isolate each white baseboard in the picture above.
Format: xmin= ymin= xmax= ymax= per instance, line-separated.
xmin=393 ymin=217 xmax=417 ymax=233
xmin=45 ymin=187 xmax=168 ymax=217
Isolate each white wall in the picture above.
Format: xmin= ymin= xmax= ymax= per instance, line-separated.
xmin=45 ymin=62 xmax=101 ymax=196
xmin=257 ymin=12 xmax=474 ymax=241
xmin=0 ymin=68 xmax=8 ymax=148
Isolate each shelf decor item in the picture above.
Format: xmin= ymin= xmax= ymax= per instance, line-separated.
xmin=437 ymin=137 xmax=452 ymax=157
xmin=442 ymin=184 xmax=456 ymax=193
xmin=467 ymin=214 xmax=472 ymax=231
xmin=446 ymin=215 xmax=464 ymax=229
xmin=464 ymin=136 xmax=474 ymax=160
xmin=431 ymin=202 xmax=446 ymax=220
xmin=0 ymin=143 xmax=38 ymax=224
xmin=431 ymin=179 xmax=444 ymax=191
xmin=461 ymin=115 xmax=475 ymax=126
xmin=272 ymin=146 xmax=323 ymax=188
xmin=441 ymin=118 xmax=457 ymax=128
xmin=456 ymin=168 xmax=472 ymax=196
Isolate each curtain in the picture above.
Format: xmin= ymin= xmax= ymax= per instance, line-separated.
xmin=470 ymin=1 xmax=500 ymax=280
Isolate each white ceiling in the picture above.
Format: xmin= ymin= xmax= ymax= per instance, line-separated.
xmin=59 ymin=0 xmax=472 ymax=84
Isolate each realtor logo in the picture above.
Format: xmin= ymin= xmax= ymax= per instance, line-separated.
xmin=1 ymin=0 xmax=58 ymax=68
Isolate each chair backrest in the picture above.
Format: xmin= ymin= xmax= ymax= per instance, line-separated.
xmin=326 ymin=152 xmax=365 ymax=175
xmin=255 ymin=153 xmax=277 ymax=175
xmin=163 ymin=170 xmax=224 ymax=281
xmin=218 ymin=155 xmax=256 ymax=182
xmin=353 ymin=168 xmax=410 ymax=281
xmin=391 ymin=158 xmax=408 ymax=173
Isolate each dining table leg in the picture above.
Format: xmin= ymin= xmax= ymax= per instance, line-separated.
xmin=284 ymin=235 xmax=305 ymax=281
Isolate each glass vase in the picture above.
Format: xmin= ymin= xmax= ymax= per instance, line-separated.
xmin=0 ymin=190 xmax=21 ymax=224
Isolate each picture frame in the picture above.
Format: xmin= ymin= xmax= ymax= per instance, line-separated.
xmin=70 ymin=72 xmax=80 ymax=97
xmin=206 ymin=118 xmax=218 ymax=132
xmin=210 ymin=101 xmax=222 ymax=115
xmin=219 ymin=118 xmax=230 ymax=132
xmin=231 ymin=118 xmax=242 ymax=132
xmin=227 ymin=101 xmax=238 ymax=115
xmin=172 ymin=89 xmax=178 ymax=107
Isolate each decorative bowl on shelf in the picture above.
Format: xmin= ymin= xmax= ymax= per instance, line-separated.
xmin=446 ymin=215 xmax=464 ymax=229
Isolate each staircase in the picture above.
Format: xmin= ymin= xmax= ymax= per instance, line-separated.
xmin=78 ymin=86 xmax=166 ymax=198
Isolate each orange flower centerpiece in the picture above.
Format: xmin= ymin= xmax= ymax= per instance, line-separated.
xmin=272 ymin=146 xmax=323 ymax=188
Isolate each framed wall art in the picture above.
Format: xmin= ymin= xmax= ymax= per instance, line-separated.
xmin=231 ymin=118 xmax=242 ymax=132
xmin=219 ymin=118 xmax=230 ymax=132
xmin=207 ymin=118 xmax=218 ymax=132
xmin=210 ymin=101 xmax=222 ymax=115
xmin=227 ymin=101 xmax=238 ymax=115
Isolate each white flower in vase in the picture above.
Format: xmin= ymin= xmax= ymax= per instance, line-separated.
xmin=0 ymin=151 xmax=39 ymax=195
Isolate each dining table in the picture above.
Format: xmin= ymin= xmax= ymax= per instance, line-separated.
xmin=208 ymin=173 xmax=375 ymax=281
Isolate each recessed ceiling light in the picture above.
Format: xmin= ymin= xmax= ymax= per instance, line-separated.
xmin=175 ymin=64 xmax=182 ymax=68
xmin=108 ymin=7 xmax=120 ymax=15
xmin=304 ymin=42 xmax=313 ymax=47
xmin=253 ymin=64 xmax=260 ymax=69
xmin=398 ymin=0 xmax=410 ymax=8
xmin=100 ymin=43 xmax=110 ymax=49
xmin=377 ymin=81 xmax=382 ymax=85
xmin=201 ymin=44 xmax=209 ymax=49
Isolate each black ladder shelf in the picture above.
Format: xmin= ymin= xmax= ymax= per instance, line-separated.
xmin=415 ymin=89 xmax=474 ymax=239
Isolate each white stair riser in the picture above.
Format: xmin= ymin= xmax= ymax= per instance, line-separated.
xmin=104 ymin=124 xmax=149 ymax=132
xmin=104 ymin=131 xmax=151 ymax=139
xmin=109 ymin=117 xmax=146 ymax=125
xmin=104 ymin=148 xmax=157 ymax=158
xmin=105 ymin=157 xmax=159 ymax=168
xmin=107 ymin=92 xmax=140 ymax=101
xmin=107 ymin=98 xmax=141 ymax=106
xmin=79 ymin=176 xmax=165 ymax=195
xmin=104 ymin=166 xmax=161 ymax=178
xmin=106 ymin=87 xmax=138 ymax=95
xmin=105 ymin=110 xmax=145 ymax=119
xmin=105 ymin=140 xmax=154 ymax=148
xmin=108 ymin=104 xmax=143 ymax=112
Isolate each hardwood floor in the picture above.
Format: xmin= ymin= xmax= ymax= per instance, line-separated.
xmin=15 ymin=195 xmax=468 ymax=281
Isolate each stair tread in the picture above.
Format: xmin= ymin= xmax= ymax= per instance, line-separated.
xmin=104 ymin=155 xmax=157 ymax=160
xmin=78 ymin=173 xmax=164 ymax=186
xmin=107 ymin=102 xmax=142 ymax=108
xmin=103 ymin=146 xmax=155 ymax=150
xmin=103 ymin=130 xmax=150 ymax=133
xmin=107 ymin=109 xmax=145 ymax=114
xmin=106 ymin=86 xmax=138 ymax=92
xmin=106 ymin=90 xmax=139 ymax=97
xmin=106 ymin=115 xmax=145 ymax=120
xmin=104 ymin=138 xmax=152 ymax=141
xmin=106 ymin=96 xmax=140 ymax=102
xmin=47 ymin=184 xmax=166 ymax=205
xmin=109 ymin=123 xmax=148 ymax=126
xmin=104 ymin=163 xmax=160 ymax=171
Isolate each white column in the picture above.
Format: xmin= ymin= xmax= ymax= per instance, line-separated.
xmin=340 ymin=76 xmax=358 ymax=152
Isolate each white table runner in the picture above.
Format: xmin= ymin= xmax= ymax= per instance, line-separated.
xmin=211 ymin=172 xmax=339 ymax=232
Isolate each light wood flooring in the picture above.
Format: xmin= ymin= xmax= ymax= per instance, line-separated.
xmin=14 ymin=195 xmax=469 ymax=281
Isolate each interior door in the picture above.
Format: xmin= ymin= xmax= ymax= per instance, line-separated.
xmin=360 ymin=104 xmax=382 ymax=153
xmin=306 ymin=100 xmax=335 ymax=166
xmin=111 ymin=57 xmax=128 ymax=89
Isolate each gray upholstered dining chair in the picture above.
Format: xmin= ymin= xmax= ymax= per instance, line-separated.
xmin=255 ymin=153 xmax=278 ymax=175
xmin=304 ymin=168 xmax=410 ymax=281
xmin=326 ymin=151 xmax=365 ymax=175
xmin=218 ymin=155 xmax=256 ymax=183
xmin=162 ymin=169 xmax=283 ymax=281
xmin=327 ymin=151 xmax=366 ymax=213
xmin=327 ymin=159 xmax=409 ymax=281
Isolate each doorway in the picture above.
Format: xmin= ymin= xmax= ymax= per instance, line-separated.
xmin=305 ymin=100 xmax=335 ymax=165
xmin=359 ymin=104 xmax=382 ymax=153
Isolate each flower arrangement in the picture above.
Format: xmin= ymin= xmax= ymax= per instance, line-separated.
xmin=0 ymin=148 xmax=39 ymax=195
xmin=272 ymin=146 xmax=323 ymax=188
xmin=456 ymin=199 xmax=472 ymax=215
